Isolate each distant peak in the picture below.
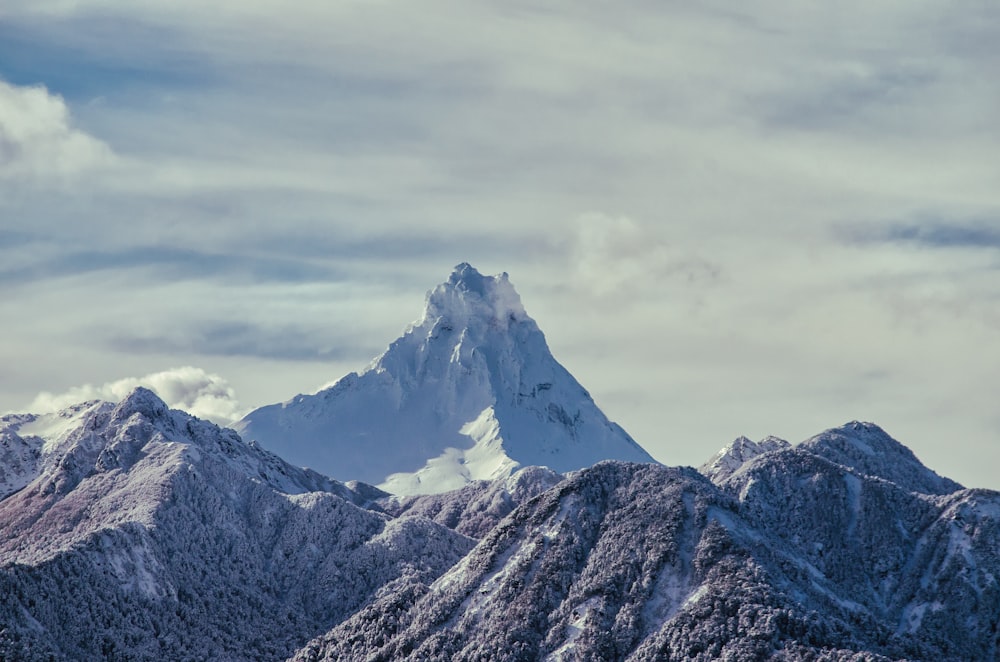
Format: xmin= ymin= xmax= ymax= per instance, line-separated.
xmin=843 ymin=421 xmax=886 ymax=435
xmin=700 ymin=435 xmax=790 ymax=484
xmin=447 ymin=263 xmax=514 ymax=297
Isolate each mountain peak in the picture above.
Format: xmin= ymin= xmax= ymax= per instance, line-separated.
xmin=236 ymin=265 xmax=656 ymax=494
xmin=801 ymin=421 xmax=962 ymax=495
xmin=700 ymin=434 xmax=790 ymax=484
xmin=423 ymin=263 xmax=526 ymax=331
xmin=110 ymin=386 xmax=170 ymax=423
xmin=448 ymin=262 xmax=489 ymax=293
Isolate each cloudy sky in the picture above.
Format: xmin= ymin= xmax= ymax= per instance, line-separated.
xmin=2 ymin=1 xmax=999 ymax=489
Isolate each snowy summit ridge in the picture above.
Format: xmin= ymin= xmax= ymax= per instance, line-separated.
xmin=235 ymin=263 xmax=655 ymax=494
xmin=425 ymin=262 xmax=525 ymax=326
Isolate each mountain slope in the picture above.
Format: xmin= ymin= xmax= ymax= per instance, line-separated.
xmin=2 ymin=389 xmax=997 ymax=661
xmin=799 ymin=421 xmax=962 ymax=496
xmin=717 ymin=447 xmax=998 ymax=660
xmin=0 ymin=388 xmax=474 ymax=661
xmin=235 ymin=263 xmax=655 ymax=494
xmin=379 ymin=465 xmax=564 ymax=539
xmin=291 ymin=462 xmax=896 ymax=661
xmin=295 ymin=428 xmax=999 ymax=662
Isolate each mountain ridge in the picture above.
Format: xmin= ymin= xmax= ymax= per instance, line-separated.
xmin=0 ymin=387 xmax=474 ymax=660
xmin=1 ymin=264 xmax=996 ymax=661
xmin=1 ymin=390 xmax=996 ymax=660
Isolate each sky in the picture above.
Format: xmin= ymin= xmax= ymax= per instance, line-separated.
xmin=2 ymin=1 xmax=999 ymax=489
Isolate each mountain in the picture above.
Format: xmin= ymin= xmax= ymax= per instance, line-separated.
xmin=293 ymin=426 xmax=1000 ymax=662
xmin=3 ymin=386 xmax=998 ymax=660
xmin=235 ymin=263 xmax=655 ymax=494
xmin=0 ymin=388 xmax=473 ymax=661
xmin=4 ymin=262 xmax=998 ymax=660
xmin=798 ymin=421 xmax=963 ymax=495
xmin=699 ymin=434 xmax=790 ymax=484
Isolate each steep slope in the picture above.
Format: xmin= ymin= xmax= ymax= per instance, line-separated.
xmin=0 ymin=400 xmax=107 ymax=499
xmin=715 ymin=426 xmax=999 ymax=661
xmin=0 ymin=388 xmax=474 ymax=661
xmin=236 ymin=263 xmax=655 ymax=494
xmin=722 ymin=442 xmax=1000 ymax=660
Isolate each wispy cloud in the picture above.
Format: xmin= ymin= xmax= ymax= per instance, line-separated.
xmin=108 ymin=321 xmax=380 ymax=363
xmin=565 ymin=212 xmax=720 ymax=299
xmin=843 ymin=218 xmax=1000 ymax=251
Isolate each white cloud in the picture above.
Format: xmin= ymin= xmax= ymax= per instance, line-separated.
xmin=568 ymin=213 xmax=719 ymax=299
xmin=26 ymin=367 xmax=244 ymax=425
xmin=0 ymin=80 xmax=115 ymax=181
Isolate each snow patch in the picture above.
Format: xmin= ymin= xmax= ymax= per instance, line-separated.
xmin=683 ymin=584 xmax=709 ymax=607
xmin=545 ymin=596 xmax=602 ymax=661
xmin=643 ymin=562 xmax=692 ymax=625
xmin=101 ymin=531 xmax=170 ymax=599
xmin=377 ymin=408 xmax=521 ymax=496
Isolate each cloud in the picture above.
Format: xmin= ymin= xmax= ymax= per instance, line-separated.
xmin=0 ymin=79 xmax=115 ymax=181
xmin=830 ymin=216 xmax=1000 ymax=327
xmin=108 ymin=321 xmax=379 ymax=363
xmin=567 ymin=213 xmax=720 ymax=299
xmin=1 ymin=1 xmax=999 ymax=491
xmin=26 ymin=367 xmax=244 ymax=425
xmin=0 ymin=244 xmax=347 ymax=288
xmin=843 ymin=218 xmax=1000 ymax=251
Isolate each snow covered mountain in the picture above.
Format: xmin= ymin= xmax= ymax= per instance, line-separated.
xmin=2 ymin=383 xmax=998 ymax=660
xmin=0 ymin=388 xmax=473 ymax=661
xmin=235 ymin=263 xmax=655 ymax=495
xmin=294 ymin=424 xmax=1000 ymax=662
xmin=698 ymin=434 xmax=790 ymax=484
xmin=3 ymin=262 xmax=999 ymax=660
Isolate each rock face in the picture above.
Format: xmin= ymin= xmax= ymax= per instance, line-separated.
xmin=235 ymin=263 xmax=655 ymax=494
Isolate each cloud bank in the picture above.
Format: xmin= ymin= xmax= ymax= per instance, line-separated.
xmin=26 ymin=367 xmax=244 ymax=425
xmin=1 ymin=1 xmax=998 ymax=489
